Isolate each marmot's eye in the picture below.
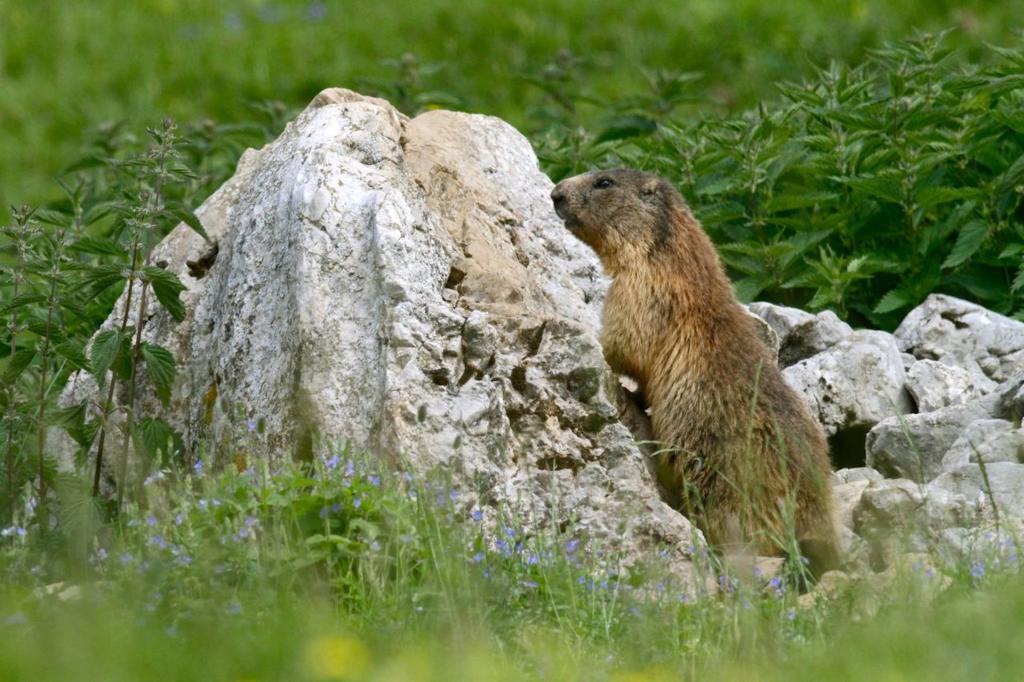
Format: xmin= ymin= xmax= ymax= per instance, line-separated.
xmin=593 ymin=177 xmax=614 ymax=189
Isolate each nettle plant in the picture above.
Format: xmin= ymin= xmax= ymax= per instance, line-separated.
xmin=0 ymin=116 xmax=270 ymax=532
xmin=539 ymin=35 xmax=1024 ymax=328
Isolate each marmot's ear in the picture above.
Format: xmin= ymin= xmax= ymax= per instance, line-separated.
xmin=640 ymin=178 xmax=660 ymax=198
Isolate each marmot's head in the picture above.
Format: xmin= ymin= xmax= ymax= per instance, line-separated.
xmin=550 ymin=169 xmax=688 ymax=272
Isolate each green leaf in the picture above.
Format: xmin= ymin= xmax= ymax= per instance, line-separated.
xmin=54 ymin=342 xmax=91 ymax=372
xmin=874 ymin=288 xmax=912 ymax=314
xmin=999 ymin=244 xmax=1024 ymax=260
xmin=66 ymin=416 xmax=99 ymax=450
xmin=70 ymin=237 xmax=127 ymax=256
xmin=90 ymin=329 xmax=123 ymax=386
xmin=841 ymin=173 xmax=904 ymax=204
xmin=1014 ymin=262 xmax=1024 ymax=293
xmin=595 ymin=115 xmax=657 ymax=143
xmin=142 ymin=267 xmax=186 ymax=322
xmin=63 ymin=155 xmax=112 ymax=174
xmin=3 ymin=347 xmax=37 ymax=383
xmin=915 ymin=186 xmax=983 ymax=208
xmin=77 ymin=263 xmax=127 ymax=296
xmin=81 ymin=201 xmax=121 ymax=225
xmin=993 ymin=151 xmax=1024 ymax=200
xmin=169 ymin=208 xmax=210 ymax=242
xmin=132 ymin=417 xmax=184 ymax=466
xmin=942 ymin=219 xmax=988 ymax=269
xmin=766 ymin=191 xmax=839 ymax=213
xmin=140 ymin=342 xmax=176 ymax=406
xmin=33 ymin=208 xmax=70 ymax=226
xmin=0 ymin=293 xmax=46 ymax=316
xmin=732 ymin=277 xmax=767 ymax=302
xmin=48 ymin=402 xmax=86 ymax=430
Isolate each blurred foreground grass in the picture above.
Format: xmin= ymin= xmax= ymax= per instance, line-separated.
xmin=1 ymin=453 xmax=1022 ymax=682
xmin=2 ymin=0 xmax=1024 ymax=212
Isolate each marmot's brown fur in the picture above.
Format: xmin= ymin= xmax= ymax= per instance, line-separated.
xmin=552 ymin=169 xmax=839 ymax=570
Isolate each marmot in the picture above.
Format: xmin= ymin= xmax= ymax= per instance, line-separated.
xmin=551 ymin=169 xmax=839 ymax=571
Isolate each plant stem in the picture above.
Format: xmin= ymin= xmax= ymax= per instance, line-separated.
xmin=92 ymin=235 xmax=140 ymax=497
xmin=34 ymin=233 xmax=67 ymax=533
xmin=116 ymin=276 xmax=151 ymax=511
xmin=4 ymin=273 xmax=20 ymax=524
xmin=115 ymin=134 xmax=170 ymax=511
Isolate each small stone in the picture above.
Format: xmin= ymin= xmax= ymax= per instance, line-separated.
xmin=748 ymin=301 xmax=852 ymax=367
xmin=832 ymin=467 xmax=884 ymax=485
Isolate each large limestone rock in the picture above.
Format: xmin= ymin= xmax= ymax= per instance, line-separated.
xmin=905 ymin=358 xmax=993 ymax=413
xmin=782 ymin=330 xmax=913 ymax=437
xmin=60 ymin=89 xmax=702 ymax=576
xmin=865 ymin=399 xmax=998 ymax=482
xmin=940 ymin=419 xmax=1024 ymax=470
xmin=929 ymin=462 xmax=1024 ymax=520
xmin=895 ymin=294 xmax=1024 ymax=384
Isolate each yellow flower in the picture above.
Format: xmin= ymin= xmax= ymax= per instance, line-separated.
xmin=303 ymin=634 xmax=371 ymax=680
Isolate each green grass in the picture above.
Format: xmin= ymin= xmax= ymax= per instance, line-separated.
xmin=1 ymin=451 xmax=1021 ymax=681
xmin=3 ymin=0 xmax=1024 ymax=213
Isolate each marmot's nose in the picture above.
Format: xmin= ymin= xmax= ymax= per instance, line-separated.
xmin=551 ymin=186 xmax=567 ymax=218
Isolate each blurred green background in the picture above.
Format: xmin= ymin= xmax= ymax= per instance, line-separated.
xmin=2 ymin=0 xmax=1023 ymax=215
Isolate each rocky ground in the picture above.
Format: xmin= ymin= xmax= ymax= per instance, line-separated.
xmin=750 ymin=296 xmax=1024 ymax=599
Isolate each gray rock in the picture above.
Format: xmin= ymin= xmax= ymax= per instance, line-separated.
xmin=854 ymin=479 xmax=970 ymax=534
xmin=905 ymin=359 xmax=994 ymax=413
xmin=833 ymin=479 xmax=871 ymax=530
xmin=865 ymin=399 xmax=997 ymax=482
xmin=995 ymin=372 xmax=1024 ymax=424
xmin=55 ymin=88 xmax=704 ymax=576
xmin=748 ymin=302 xmax=852 ymax=367
xmin=929 ymin=462 xmax=1024 ymax=520
xmin=832 ymin=467 xmax=884 ymax=485
xmin=895 ymin=294 xmax=1024 ymax=384
xmin=936 ymin=525 xmax=1022 ymax=567
xmin=782 ymin=330 xmax=913 ymax=437
xmin=854 ymin=478 xmax=973 ymax=562
xmin=744 ymin=308 xmax=781 ymax=359
xmin=941 ymin=419 xmax=1024 ymax=470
